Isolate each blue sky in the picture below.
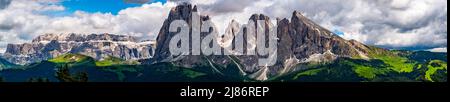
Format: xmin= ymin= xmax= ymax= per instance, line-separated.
xmin=332 ymin=29 xmax=344 ymax=36
xmin=61 ymin=0 xmax=167 ymax=15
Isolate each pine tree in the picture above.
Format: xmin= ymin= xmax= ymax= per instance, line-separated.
xmin=0 ymin=77 xmax=4 ymax=82
xmin=56 ymin=64 xmax=89 ymax=82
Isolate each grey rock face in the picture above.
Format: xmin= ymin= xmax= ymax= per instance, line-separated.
xmin=153 ymin=3 xmax=214 ymax=67
xmin=153 ymin=3 xmax=373 ymax=81
xmin=3 ymin=33 xmax=155 ymax=65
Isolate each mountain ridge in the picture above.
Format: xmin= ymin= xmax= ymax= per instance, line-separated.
xmin=2 ymin=33 xmax=155 ymax=65
xmin=152 ymin=3 xmax=384 ymax=80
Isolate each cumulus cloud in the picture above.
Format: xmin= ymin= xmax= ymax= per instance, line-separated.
xmin=194 ymin=0 xmax=274 ymax=35
xmin=272 ymin=0 xmax=447 ymax=50
xmin=428 ymin=47 xmax=447 ymax=52
xmin=36 ymin=2 xmax=175 ymax=39
xmin=192 ymin=0 xmax=447 ymax=51
xmin=0 ymin=0 xmax=175 ymax=52
xmin=197 ymin=0 xmax=261 ymax=15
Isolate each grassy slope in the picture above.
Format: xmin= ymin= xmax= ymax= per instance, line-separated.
xmin=0 ymin=57 xmax=17 ymax=69
xmin=48 ymin=54 xmax=90 ymax=63
xmin=95 ymin=56 xmax=140 ymax=67
xmin=425 ymin=60 xmax=447 ymax=82
xmin=273 ymin=46 xmax=447 ymax=82
xmin=1 ymin=50 xmax=446 ymax=82
xmin=364 ymin=47 xmax=417 ymax=73
xmin=0 ymin=53 xmax=236 ymax=82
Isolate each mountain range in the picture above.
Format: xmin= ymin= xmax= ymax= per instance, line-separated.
xmin=2 ymin=33 xmax=155 ymax=65
xmin=152 ymin=3 xmax=382 ymax=80
xmin=0 ymin=3 xmax=447 ymax=82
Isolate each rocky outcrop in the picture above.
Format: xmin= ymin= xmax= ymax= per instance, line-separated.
xmin=2 ymin=33 xmax=155 ymax=65
xmin=153 ymin=3 xmax=373 ymax=81
xmin=153 ymin=3 xmax=222 ymax=69
xmin=270 ymin=11 xmax=373 ymax=75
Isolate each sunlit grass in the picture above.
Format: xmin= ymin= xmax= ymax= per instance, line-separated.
xmin=425 ymin=60 xmax=447 ymax=82
xmin=48 ymin=54 xmax=90 ymax=63
xmin=292 ymin=68 xmax=324 ymax=80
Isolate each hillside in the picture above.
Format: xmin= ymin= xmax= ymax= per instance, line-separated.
xmin=0 ymin=54 xmax=245 ymax=82
xmin=2 ymin=33 xmax=154 ymax=65
xmin=0 ymin=57 xmax=16 ymax=70
xmin=0 ymin=51 xmax=446 ymax=82
xmin=272 ymin=50 xmax=447 ymax=82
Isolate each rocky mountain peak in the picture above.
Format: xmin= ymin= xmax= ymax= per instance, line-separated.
xmin=152 ymin=5 xmax=375 ymax=80
xmin=32 ymin=33 xmax=138 ymax=43
xmin=293 ymin=10 xmax=304 ymax=17
xmin=250 ymin=14 xmax=271 ymax=22
xmin=3 ymin=33 xmax=154 ymax=65
xmin=192 ymin=5 xmax=198 ymax=12
xmin=154 ymin=3 xmax=211 ymax=62
xmin=221 ymin=19 xmax=240 ymax=45
xmin=167 ymin=2 xmax=194 ymax=21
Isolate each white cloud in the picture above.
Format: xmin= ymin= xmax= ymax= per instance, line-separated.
xmin=0 ymin=0 xmax=175 ymax=52
xmin=115 ymin=2 xmax=176 ymax=39
xmin=428 ymin=47 xmax=447 ymax=52
xmin=198 ymin=0 xmax=274 ymax=35
xmin=193 ymin=0 xmax=447 ymax=50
